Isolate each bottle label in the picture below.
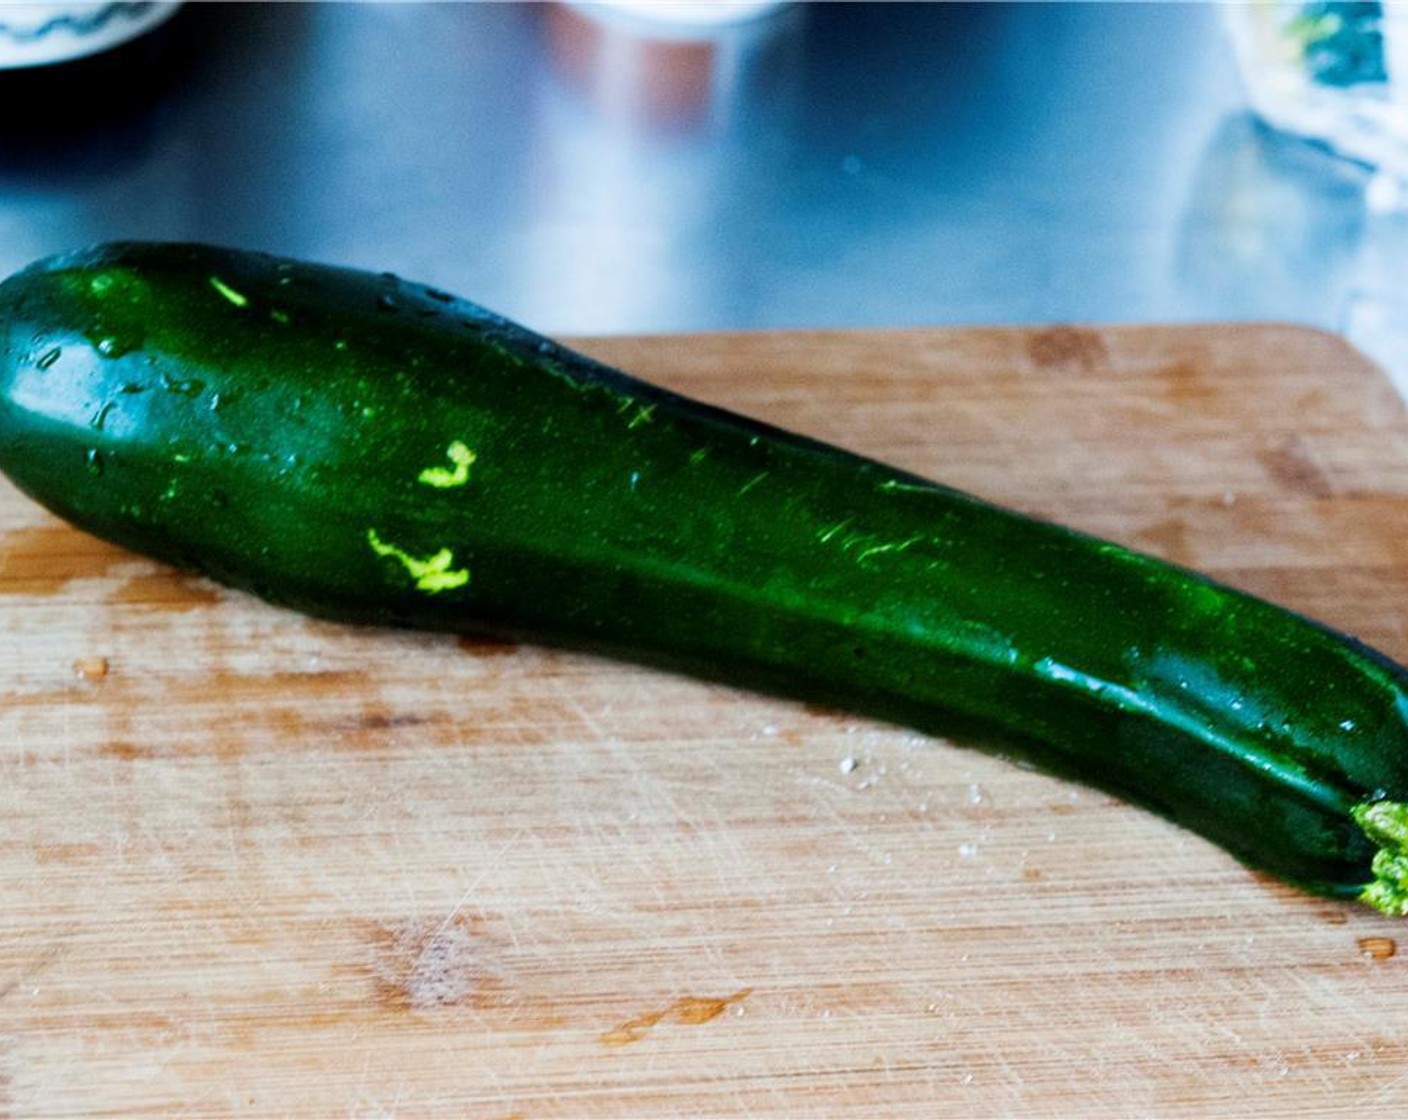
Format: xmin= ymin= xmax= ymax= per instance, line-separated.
xmin=0 ymin=2 xmax=181 ymax=70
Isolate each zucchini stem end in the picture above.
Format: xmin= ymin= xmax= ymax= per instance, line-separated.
xmin=1353 ymin=800 xmax=1408 ymax=916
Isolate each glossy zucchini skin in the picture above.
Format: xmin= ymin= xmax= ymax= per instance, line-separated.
xmin=2 ymin=242 xmax=1407 ymax=912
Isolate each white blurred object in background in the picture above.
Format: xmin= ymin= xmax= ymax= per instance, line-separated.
xmin=0 ymin=2 xmax=181 ymax=69
xmin=1223 ymin=1 xmax=1407 ymax=209
xmin=570 ymin=1 xmax=786 ymax=31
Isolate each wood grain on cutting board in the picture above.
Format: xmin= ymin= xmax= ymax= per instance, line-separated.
xmin=2 ymin=324 xmax=1407 ymax=1118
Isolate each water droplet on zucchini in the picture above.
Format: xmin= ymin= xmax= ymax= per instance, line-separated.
xmin=160 ymin=374 xmax=205 ymax=397
xmin=96 ymin=336 xmax=136 ymax=359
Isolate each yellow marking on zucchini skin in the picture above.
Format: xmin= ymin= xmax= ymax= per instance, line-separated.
xmin=366 ymin=529 xmax=469 ymax=593
xmin=418 ymin=440 xmax=477 ymax=488
xmin=209 ymin=276 xmax=249 ymax=308
xmin=1354 ymin=800 xmax=1408 ymax=916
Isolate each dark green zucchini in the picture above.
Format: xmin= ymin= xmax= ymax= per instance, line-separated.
xmin=2 ymin=242 xmax=1406 ymax=913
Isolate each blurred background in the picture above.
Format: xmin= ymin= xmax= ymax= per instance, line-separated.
xmin=2 ymin=1 xmax=1406 ymax=390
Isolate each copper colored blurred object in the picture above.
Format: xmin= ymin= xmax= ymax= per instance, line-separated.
xmin=545 ymin=2 xmax=793 ymax=129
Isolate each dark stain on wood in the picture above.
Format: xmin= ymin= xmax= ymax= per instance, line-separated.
xmin=1157 ymin=358 xmax=1207 ymax=399
xmin=99 ymin=740 xmax=155 ymax=762
xmin=331 ymin=710 xmax=432 ymax=734
xmin=457 ymin=632 xmax=521 ymax=657
xmin=96 ymin=667 xmax=374 ymax=760
xmin=0 ymin=522 xmax=133 ymax=595
xmin=1136 ymin=516 xmax=1195 ymax=567
xmin=1026 ymin=326 xmax=1109 ymax=373
xmin=111 ymin=571 xmax=224 ymax=612
xmin=802 ymin=702 xmax=853 ymax=723
xmin=1260 ymin=436 xmax=1334 ymax=498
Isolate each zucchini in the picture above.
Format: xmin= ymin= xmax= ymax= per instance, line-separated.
xmin=2 ymin=242 xmax=1407 ymax=914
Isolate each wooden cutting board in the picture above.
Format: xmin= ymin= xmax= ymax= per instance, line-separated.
xmin=3 ymin=324 xmax=1408 ymax=1117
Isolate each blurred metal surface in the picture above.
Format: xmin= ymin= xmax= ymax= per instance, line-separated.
xmin=1 ymin=1 xmax=1403 ymax=388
